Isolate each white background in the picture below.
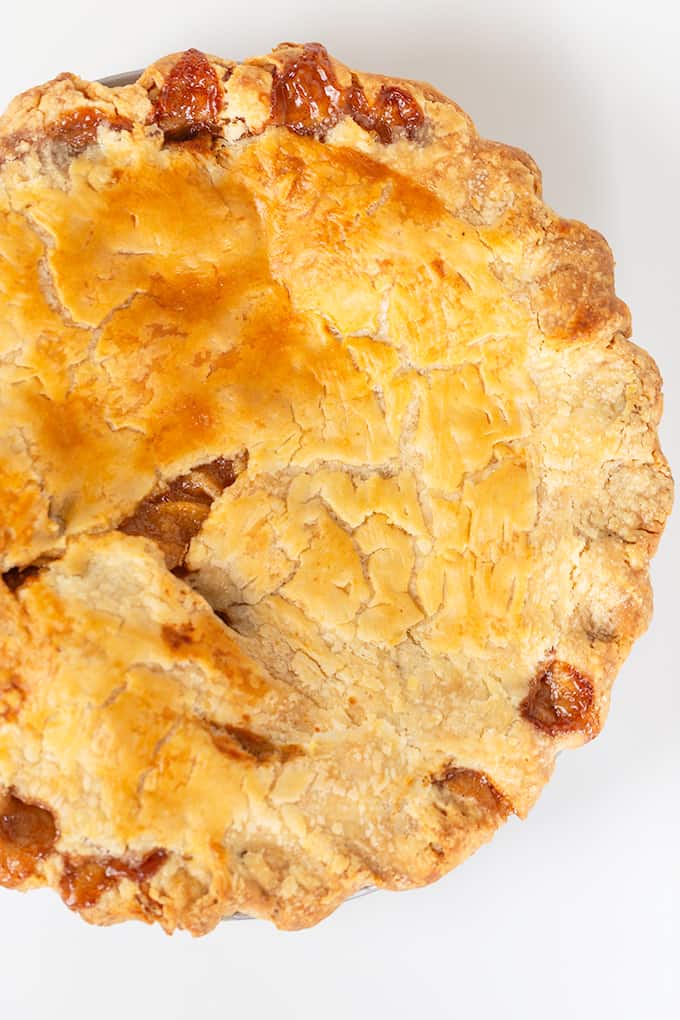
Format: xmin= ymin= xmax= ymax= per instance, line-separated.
xmin=1 ymin=1 xmax=678 ymax=1017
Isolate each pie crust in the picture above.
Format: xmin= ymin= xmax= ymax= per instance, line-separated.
xmin=0 ymin=44 xmax=672 ymax=933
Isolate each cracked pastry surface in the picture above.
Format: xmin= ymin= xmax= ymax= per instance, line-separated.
xmin=0 ymin=43 xmax=672 ymax=933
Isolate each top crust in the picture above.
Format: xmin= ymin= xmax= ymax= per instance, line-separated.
xmin=0 ymin=44 xmax=672 ymax=933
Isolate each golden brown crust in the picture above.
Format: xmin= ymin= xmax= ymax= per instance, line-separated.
xmin=0 ymin=43 xmax=672 ymax=933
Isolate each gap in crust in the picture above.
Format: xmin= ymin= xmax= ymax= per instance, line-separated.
xmin=0 ymin=43 xmax=672 ymax=934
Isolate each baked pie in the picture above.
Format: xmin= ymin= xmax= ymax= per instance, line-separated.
xmin=0 ymin=43 xmax=672 ymax=933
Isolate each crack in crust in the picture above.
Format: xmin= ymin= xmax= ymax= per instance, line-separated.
xmin=0 ymin=42 xmax=672 ymax=935
xmin=0 ymin=789 xmax=58 ymax=886
xmin=60 ymin=848 xmax=167 ymax=912
xmin=119 ymin=452 xmax=248 ymax=570
xmin=431 ymin=765 xmax=514 ymax=821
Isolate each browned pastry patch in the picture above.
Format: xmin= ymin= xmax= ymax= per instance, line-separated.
xmin=2 ymin=566 xmax=40 ymax=592
xmin=0 ymin=674 xmax=25 ymax=722
xmin=206 ymin=721 xmax=301 ymax=764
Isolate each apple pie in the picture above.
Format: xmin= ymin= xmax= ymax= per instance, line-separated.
xmin=0 ymin=44 xmax=672 ymax=933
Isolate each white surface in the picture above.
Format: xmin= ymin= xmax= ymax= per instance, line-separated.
xmin=1 ymin=1 xmax=678 ymax=1017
